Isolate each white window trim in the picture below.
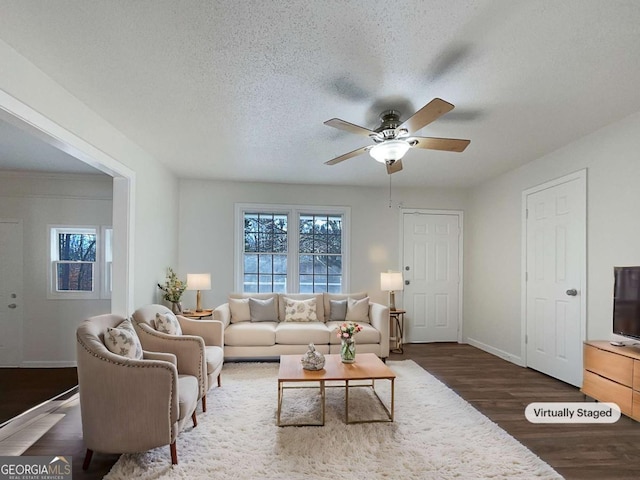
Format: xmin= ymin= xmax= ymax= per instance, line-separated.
xmin=234 ymin=203 xmax=350 ymax=293
xmin=102 ymin=226 xmax=113 ymax=299
xmin=47 ymin=224 xmax=112 ymax=300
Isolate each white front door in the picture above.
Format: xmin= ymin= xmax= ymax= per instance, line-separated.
xmin=0 ymin=219 xmax=24 ymax=366
xmin=402 ymin=212 xmax=461 ymax=343
xmin=525 ymin=172 xmax=586 ymax=387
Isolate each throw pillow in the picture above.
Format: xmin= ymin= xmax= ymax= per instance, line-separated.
xmin=229 ymin=298 xmax=251 ymax=323
xmin=105 ymin=319 xmax=143 ymax=359
xmin=329 ymin=299 xmax=348 ymax=321
xmin=345 ymin=296 xmax=370 ymax=323
xmin=249 ymin=297 xmax=277 ymax=322
xmin=155 ymin=312 xmax=182 ymax=335
xmin=284 ymin=298 xmax=318 ymax=322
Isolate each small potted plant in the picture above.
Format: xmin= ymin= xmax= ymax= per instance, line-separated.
xmin=157 ymin=267 xmax=187 ymax=314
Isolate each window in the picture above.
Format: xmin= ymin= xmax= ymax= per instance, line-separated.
xmin=299 ymin=214 xmax=342 ymax=293
xmin=48 ymin=225 xmax=112 ymax=299
xmin=236 ymin=204 xmax=349 ymax=293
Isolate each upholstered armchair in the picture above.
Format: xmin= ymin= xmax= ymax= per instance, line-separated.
xmin=132 ymin=304 xmax=224 ymax=412
xmin=76 ymin=314 xmax=199 ymax=469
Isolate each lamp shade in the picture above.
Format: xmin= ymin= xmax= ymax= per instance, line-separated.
xmin=369 ymin=140 xmax=411 ymax=164
xmin=187 ymin=273 xmax=211 ymax=291
xmin=380 ymin=271 xmax=404 ymax=292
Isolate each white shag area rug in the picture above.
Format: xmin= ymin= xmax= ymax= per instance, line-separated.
xmin=104 ymin=360 xmax=562 ymax=480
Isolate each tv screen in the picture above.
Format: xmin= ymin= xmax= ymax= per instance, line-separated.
xmin=613 ymin=266 xmax=640 ymax=339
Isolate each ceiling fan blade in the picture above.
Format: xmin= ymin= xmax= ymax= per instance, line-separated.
xmin=386 ymin=159 xmax=403 ymax=174
xmin=325 ymin=146 xmax=370 ymax=165
xmin=324 ymin=118 xmax=375 ymax=137
xmin=398 ymin=98 xmax=455 ymax=134
xmin=410 ymin=136 xmax=470 ymax=152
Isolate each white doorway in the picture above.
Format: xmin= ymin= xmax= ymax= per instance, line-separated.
xmin=402 ymin=210 xmax=462 ymax=343
xmin=0 ymin=219 xmax=23 ymax=366
xmin=522 ymin=170 xmax=586 ymax=387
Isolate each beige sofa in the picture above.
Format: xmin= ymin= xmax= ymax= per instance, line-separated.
xmin=213 ymin=292 xmax=389 ymax=360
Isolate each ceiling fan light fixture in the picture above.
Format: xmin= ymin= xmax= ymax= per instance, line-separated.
xmin=369 ymin=139 xmax=411 ymax=164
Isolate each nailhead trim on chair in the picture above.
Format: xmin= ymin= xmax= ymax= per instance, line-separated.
xmin=135 ymin=323 xmax=206 ymax=399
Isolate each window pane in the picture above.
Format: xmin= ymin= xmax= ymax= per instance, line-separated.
xmin=328 ymin=216 xmax=342 ymax=234
xmin=299 ymin=255 xmax=313 ymax=274
xmin=328 ymin=275 xmax=342 ymax=293
xmin=58 ymin=233 xmax=96 ymax=261
xmin=259 ymin=255 xmax=273 ymax=273
xmin=328 ymin=255 xmax=342 ymax=274
xmin=299 ymin=234 xmax=313 ymax=253
xmin=273 ymin=234 xmax=287 ymax=253
xmin=313 ymin=275 xmax=328 ymax=293
xmin=244 ymin=254 xmax=258 ymax=273
xmin=299 ymin=216 xmax=313 ymax=234
xmin=273 ymin=275 xmax=287 ymax=293
xmin=313 ymin=216 xmax=328 ymax=234
xmin=258 ymin=275 xmax=273 ymax=292
xmin=244 ymin=214 xmax=259 ymax=232
xmin=313 ymin=255 xmax=328 ymax=274
xmin=327 ymin=234 xmax=341 ymax=254
xmin=300 ymin=274 xmax=313 ymax=293
xmin=244 ymin=274 xmax=258 ymax=292
xmin=245 ymin=232 xmax=259 ymax=252
xmin=57 ymin=263 xmax=93 ymax=291
xmin=273 ymin=255 xmax=287 ymax=274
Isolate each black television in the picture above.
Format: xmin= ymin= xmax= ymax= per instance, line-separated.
xmin=613 ymin=266 xmax=640 ymax=340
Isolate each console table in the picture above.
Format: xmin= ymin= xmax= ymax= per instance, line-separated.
xmin=581 ymin=340 xmax=640 ymax=421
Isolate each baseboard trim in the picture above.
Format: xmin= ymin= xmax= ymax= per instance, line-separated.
xmin=20 ymin=361 xmax=77 ymax=368
xmin=465 ymin=337 xmax=525 ymax=367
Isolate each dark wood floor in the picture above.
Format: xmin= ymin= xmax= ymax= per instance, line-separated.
xmin=7 ymin=344 xmax=640 ymax=479
xmin=0 ymin=367 xmax=78 ymax=425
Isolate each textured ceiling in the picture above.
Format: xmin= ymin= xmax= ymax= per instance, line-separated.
xmin=1 ymin=0 xmax=640 ymax=187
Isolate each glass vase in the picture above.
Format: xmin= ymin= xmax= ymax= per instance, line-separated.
xmin=171 ymin=301 xmax=183 ymax=314
xmin=340 ymin=337 xmax=356 ymax=363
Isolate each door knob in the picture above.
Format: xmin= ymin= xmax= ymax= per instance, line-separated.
xmin=405 ymin=280 xmax=410 ymax=285
xmin=566 ymin=289 xmax=578 ymax=296
xmin=8 ymin=303 xmax=17 ymax=309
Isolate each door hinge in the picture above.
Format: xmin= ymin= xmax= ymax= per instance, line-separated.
xmin=525 ymin=272 xmax=528 ymax=281
xmin=526 ymin=208 xmax=529 ymax=219
xmin=525 ymin=334 xmax=528 ymax=344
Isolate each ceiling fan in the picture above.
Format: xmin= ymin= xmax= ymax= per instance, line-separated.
xmin=324 ymin=98 xmax=470 ymax=174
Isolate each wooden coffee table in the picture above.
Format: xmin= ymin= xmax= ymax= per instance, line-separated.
xmin=277 ymin=353 xmax=395 ymax=427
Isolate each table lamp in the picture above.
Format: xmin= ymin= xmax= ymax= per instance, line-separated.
xmin=187 ymin=273 xmax=211 ymax=312
xmin=380 ymin=271 xmax=404 ymax=311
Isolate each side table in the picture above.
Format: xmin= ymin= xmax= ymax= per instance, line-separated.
xmin=389 ymin=309 xmax=405 ymax=354
xmin=181 ymin=309 xmax=213 ymax=319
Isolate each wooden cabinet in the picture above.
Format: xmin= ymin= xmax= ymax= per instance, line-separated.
xmin=582 ymin=341 xmax=640 ymax=420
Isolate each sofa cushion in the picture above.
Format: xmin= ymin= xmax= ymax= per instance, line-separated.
xmin=155 ymin=312 xmax=182 ymax=335
xmin=323 ymin=292 xmax=367 ymax=322
xmin=278 ymin=294 xmax=324 ymax=322
xmin=229 ymin=298 xmax=251 ymax=323
xmin=326 ymin=321 xmax=381 ymax=344
xmin=250 ymin=297 xmax=278 ymax=322
xmin=283 ymin=297 xmax=318 ymax=322
xmin=224 ymin=322 xmax=277 ymax=346
xmin=177 ymin=374 xmax=199 ymax=421
xmin=205 ymin=345 xmax=224 ymax=375
xmin=345 ymin=296 xmax=370 ymax=323
xmin=275 ymin=322 xmax=331 ymax=345
xmin=329 ymin=299 xmax=347 ymax=321
xmin=104 ymin=319 xmax=143 ymax=359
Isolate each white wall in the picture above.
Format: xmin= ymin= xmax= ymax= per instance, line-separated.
xmin=0 ymin=38 xmax=180 ymax=310
xmin=0 ymin=172 xmax=113 ymax=366
xmin=178 ymin=179 xmax=468 ymax=310
xmin=465 ymin=110 xmax=640 ymax=362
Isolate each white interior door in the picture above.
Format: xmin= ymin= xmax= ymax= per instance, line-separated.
xmin=403 ymin=212 xmax=461 ymax=343
xmin=0 ymin=219 xmax=24 ymax=366
xmin=525 ymin=173 xmax=586 ymax=387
